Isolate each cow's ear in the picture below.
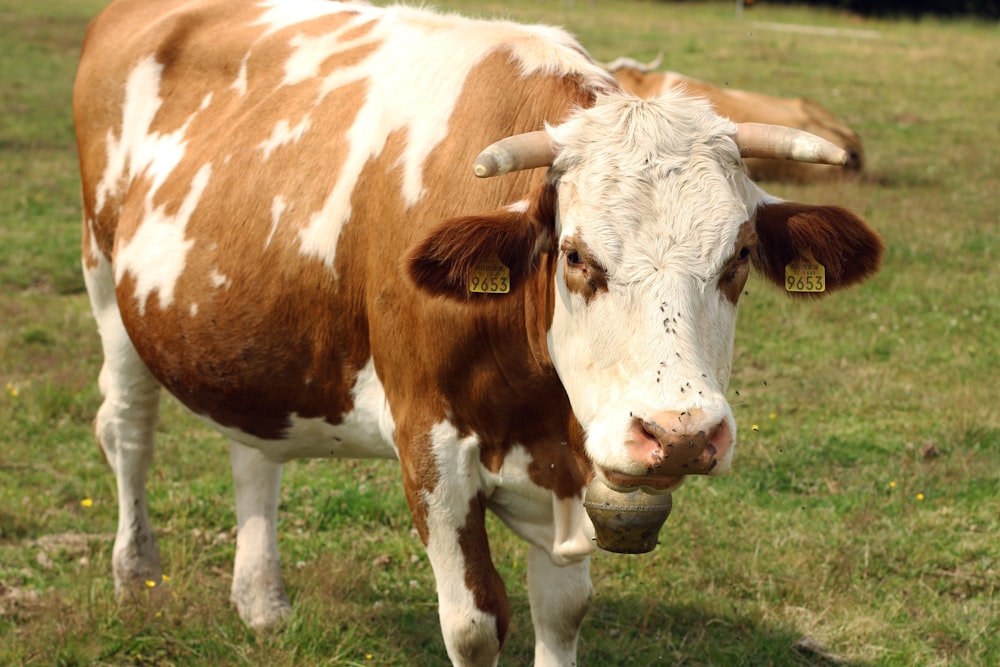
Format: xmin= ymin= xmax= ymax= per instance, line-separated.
xmin=751 ymin=201 xmax=884 ymax=296
xmin=407 ymin=184 xmax=555 ymax=300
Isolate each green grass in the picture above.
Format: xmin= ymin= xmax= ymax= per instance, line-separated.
xmin=1 ymin=0 xmax=997 ymax=665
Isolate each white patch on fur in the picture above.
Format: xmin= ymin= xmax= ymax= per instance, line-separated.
xmin=253 ymin=0 xmax=348 ymax=36
xmin=484 ymin=446 xmax=596 ymax=565
xmin=266 ymin=195 xmax=287 ymax=248
xmin=506 ymin=199 xmax=531 ymax=214
xmin=232 ymin=52 xmax=250 ymax=96
xmin=95 ymin=55 xmax=222 ymax=313
xmin=256 ymin=117 xmax=312 ymax=160
xmin=85 ymin=217 xmax=103 ymax=262
xmin=287 ymin=3 xmax=612 ymax=269
xmin=115 ymin=163 xmax=212 ymax=313
xmin=209 ymin=269 xmax=228 ymax=288
xmin=95 ymin=55 xmax=164 ymax=214
xmin=279 ymin=13 xmax=376 ymax=88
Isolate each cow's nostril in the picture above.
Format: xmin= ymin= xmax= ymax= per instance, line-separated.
xmin=639 ymin=416 xmax=667 ymax=441
xmin=846 ymin=150 xmax=863 ymax=170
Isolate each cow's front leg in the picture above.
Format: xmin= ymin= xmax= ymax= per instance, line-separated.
xmin=403 ymin=425 xmax=508 ymax=667
xmin=527 ymin=544 xmax=592 ymax=666
xmin=229 ymin=440 xmax=291 ymax=631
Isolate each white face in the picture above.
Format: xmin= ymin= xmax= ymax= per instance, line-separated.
xmin=545 ymin=93 xmax=764 ymax=491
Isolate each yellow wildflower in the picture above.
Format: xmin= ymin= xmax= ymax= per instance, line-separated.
xmin=81 ymin=498 xmax=94 ymax=508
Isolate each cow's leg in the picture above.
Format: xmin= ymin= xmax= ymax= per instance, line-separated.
xmin=228 ymin=439 xmax=291 ymax=631
xmin=85 ymin=261 xmax=163 ymax=597
xmin=404 ymin=427 xmax=508 ymax=667
xmin=424 ymin=493 xmax=507 ymax=667
xmin=526 ymin=545 xmax=592 ymax=666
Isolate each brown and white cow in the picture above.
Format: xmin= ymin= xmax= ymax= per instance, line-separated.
xmin=74 ymin=1 xmax=883 ymax=665
xmin=607 ymin=56 xmax=865 ymax=182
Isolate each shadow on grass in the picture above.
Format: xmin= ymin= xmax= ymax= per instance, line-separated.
xmin=276 ymin=541 xmax=875 ymax=665
xmin=580 ymin=595 xmax=869 ymax=666
xmin=342 ymin=586 xmax=871 ymax=666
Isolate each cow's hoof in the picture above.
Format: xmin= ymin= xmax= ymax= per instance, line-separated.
xmin=113 ymin=561 xmax=166 ymax=603
xmin=233 ymin=592 xmax=292 ymax=632
xmin=243 ymin=602 xmax=292 ymax=633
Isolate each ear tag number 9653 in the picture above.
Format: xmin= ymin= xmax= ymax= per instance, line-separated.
xmin=470 ymin=255 xmax=510 ymax=294
xmin=785 ymin=249 xmax=826 ymax=293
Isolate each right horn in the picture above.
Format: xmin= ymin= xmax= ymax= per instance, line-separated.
xmin=473 ymin=131 xmax=558 ymax=178
xmin=734 ymin=122 xmax=849 ymax=165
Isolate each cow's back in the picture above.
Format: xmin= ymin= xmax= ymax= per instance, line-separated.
xmin=75 ymin=0 xmax=612 ymax=446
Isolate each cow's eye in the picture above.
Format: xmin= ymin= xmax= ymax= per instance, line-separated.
xmin=566 ymin=250 xmax=584 ymax=268
xmin=738 ymin=246 xmax=750 ymax=260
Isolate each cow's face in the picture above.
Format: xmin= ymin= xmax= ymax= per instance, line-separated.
xmin=544 ymin=95 xmax=756 ymax=491
xmin=408 ymin=92 xmax=883 ymax=493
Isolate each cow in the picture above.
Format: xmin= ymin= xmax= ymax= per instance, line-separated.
xmin=607 ymin=56 xmax=865 ymax=182
xmin=73 ymin=0 xmax=883 ymax=665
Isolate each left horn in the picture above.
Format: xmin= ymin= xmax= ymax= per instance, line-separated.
xmin=734 ymin=122 xmax=848 ymax=165
xmin=473 ymin=131 xmax=558 ymax=178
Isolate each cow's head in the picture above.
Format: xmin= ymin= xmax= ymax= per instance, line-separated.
xmin=408 ymin=91 xmax=883 ymax=493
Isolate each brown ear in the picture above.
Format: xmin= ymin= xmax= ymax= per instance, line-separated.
xmin=407 ymin=184 xmax=555 ymax=300
xmin=752 ymin=201 xmax=884 ymax=296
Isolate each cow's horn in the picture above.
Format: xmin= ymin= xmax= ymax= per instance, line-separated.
xmin=734 ymin=122 xmax=849 ymax=165
xmin=473 ymin=131 xmax=558 ymax=178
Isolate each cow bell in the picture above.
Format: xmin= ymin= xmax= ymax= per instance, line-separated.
xmin=583 ymin=479 xmax=673 ymax=554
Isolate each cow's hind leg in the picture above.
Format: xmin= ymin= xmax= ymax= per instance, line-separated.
xmin=85 ymin=261 xmax=163 ymax=598
xmin=527 ymin=545 xmax=592 ymax=666
xmin=229 ymin=440 xmax=291 ymax=631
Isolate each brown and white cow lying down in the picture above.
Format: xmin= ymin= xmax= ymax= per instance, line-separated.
xmin=607 ymin=56 xmax=865 ymax=182
xmin=74 ymin=1 xmax=883 ymax=665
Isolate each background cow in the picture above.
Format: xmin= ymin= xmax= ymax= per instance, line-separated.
xmin=607 ymin=56 xmax=865 ymax=182
xmin=73 ymin=0 xmax=883 ymax=665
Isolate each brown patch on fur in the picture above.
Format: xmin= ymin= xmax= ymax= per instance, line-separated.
xmin=752 ymin=202 xmax=884 ymax=296
xmin=718 ymin=221 xmax=756 ymax=305
xmin=407 ymin=183 xmax=556 ymax=300
xmin=611 ymin=66 xmax=667 ymax=100
xmin=457 ymin=493 xmax=510 ymax=651
xmin=560 ymin=236 xmax=608 ymax=302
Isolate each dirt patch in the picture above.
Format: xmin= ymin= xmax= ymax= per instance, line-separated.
xmin=0 ymin=582 xmax=39 ymax=617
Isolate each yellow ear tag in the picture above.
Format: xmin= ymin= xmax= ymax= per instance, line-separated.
xmin=785 ymin=249 xmax=826 ymax=293
xmin=470 ymin=255 xmax=510 ymax=294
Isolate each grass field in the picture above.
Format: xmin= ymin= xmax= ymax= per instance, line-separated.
xmin=1 ymin=0 xmax=997 ymax=665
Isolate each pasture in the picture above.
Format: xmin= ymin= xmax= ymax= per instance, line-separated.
xmin=1 ymin=0 xmax=997 ymax=664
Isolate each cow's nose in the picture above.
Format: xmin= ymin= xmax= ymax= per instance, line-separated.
xmin=625 ymin=409 xmax=733 ymax=476
xmin=845 ymin=149 xmax=863 ymax=171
